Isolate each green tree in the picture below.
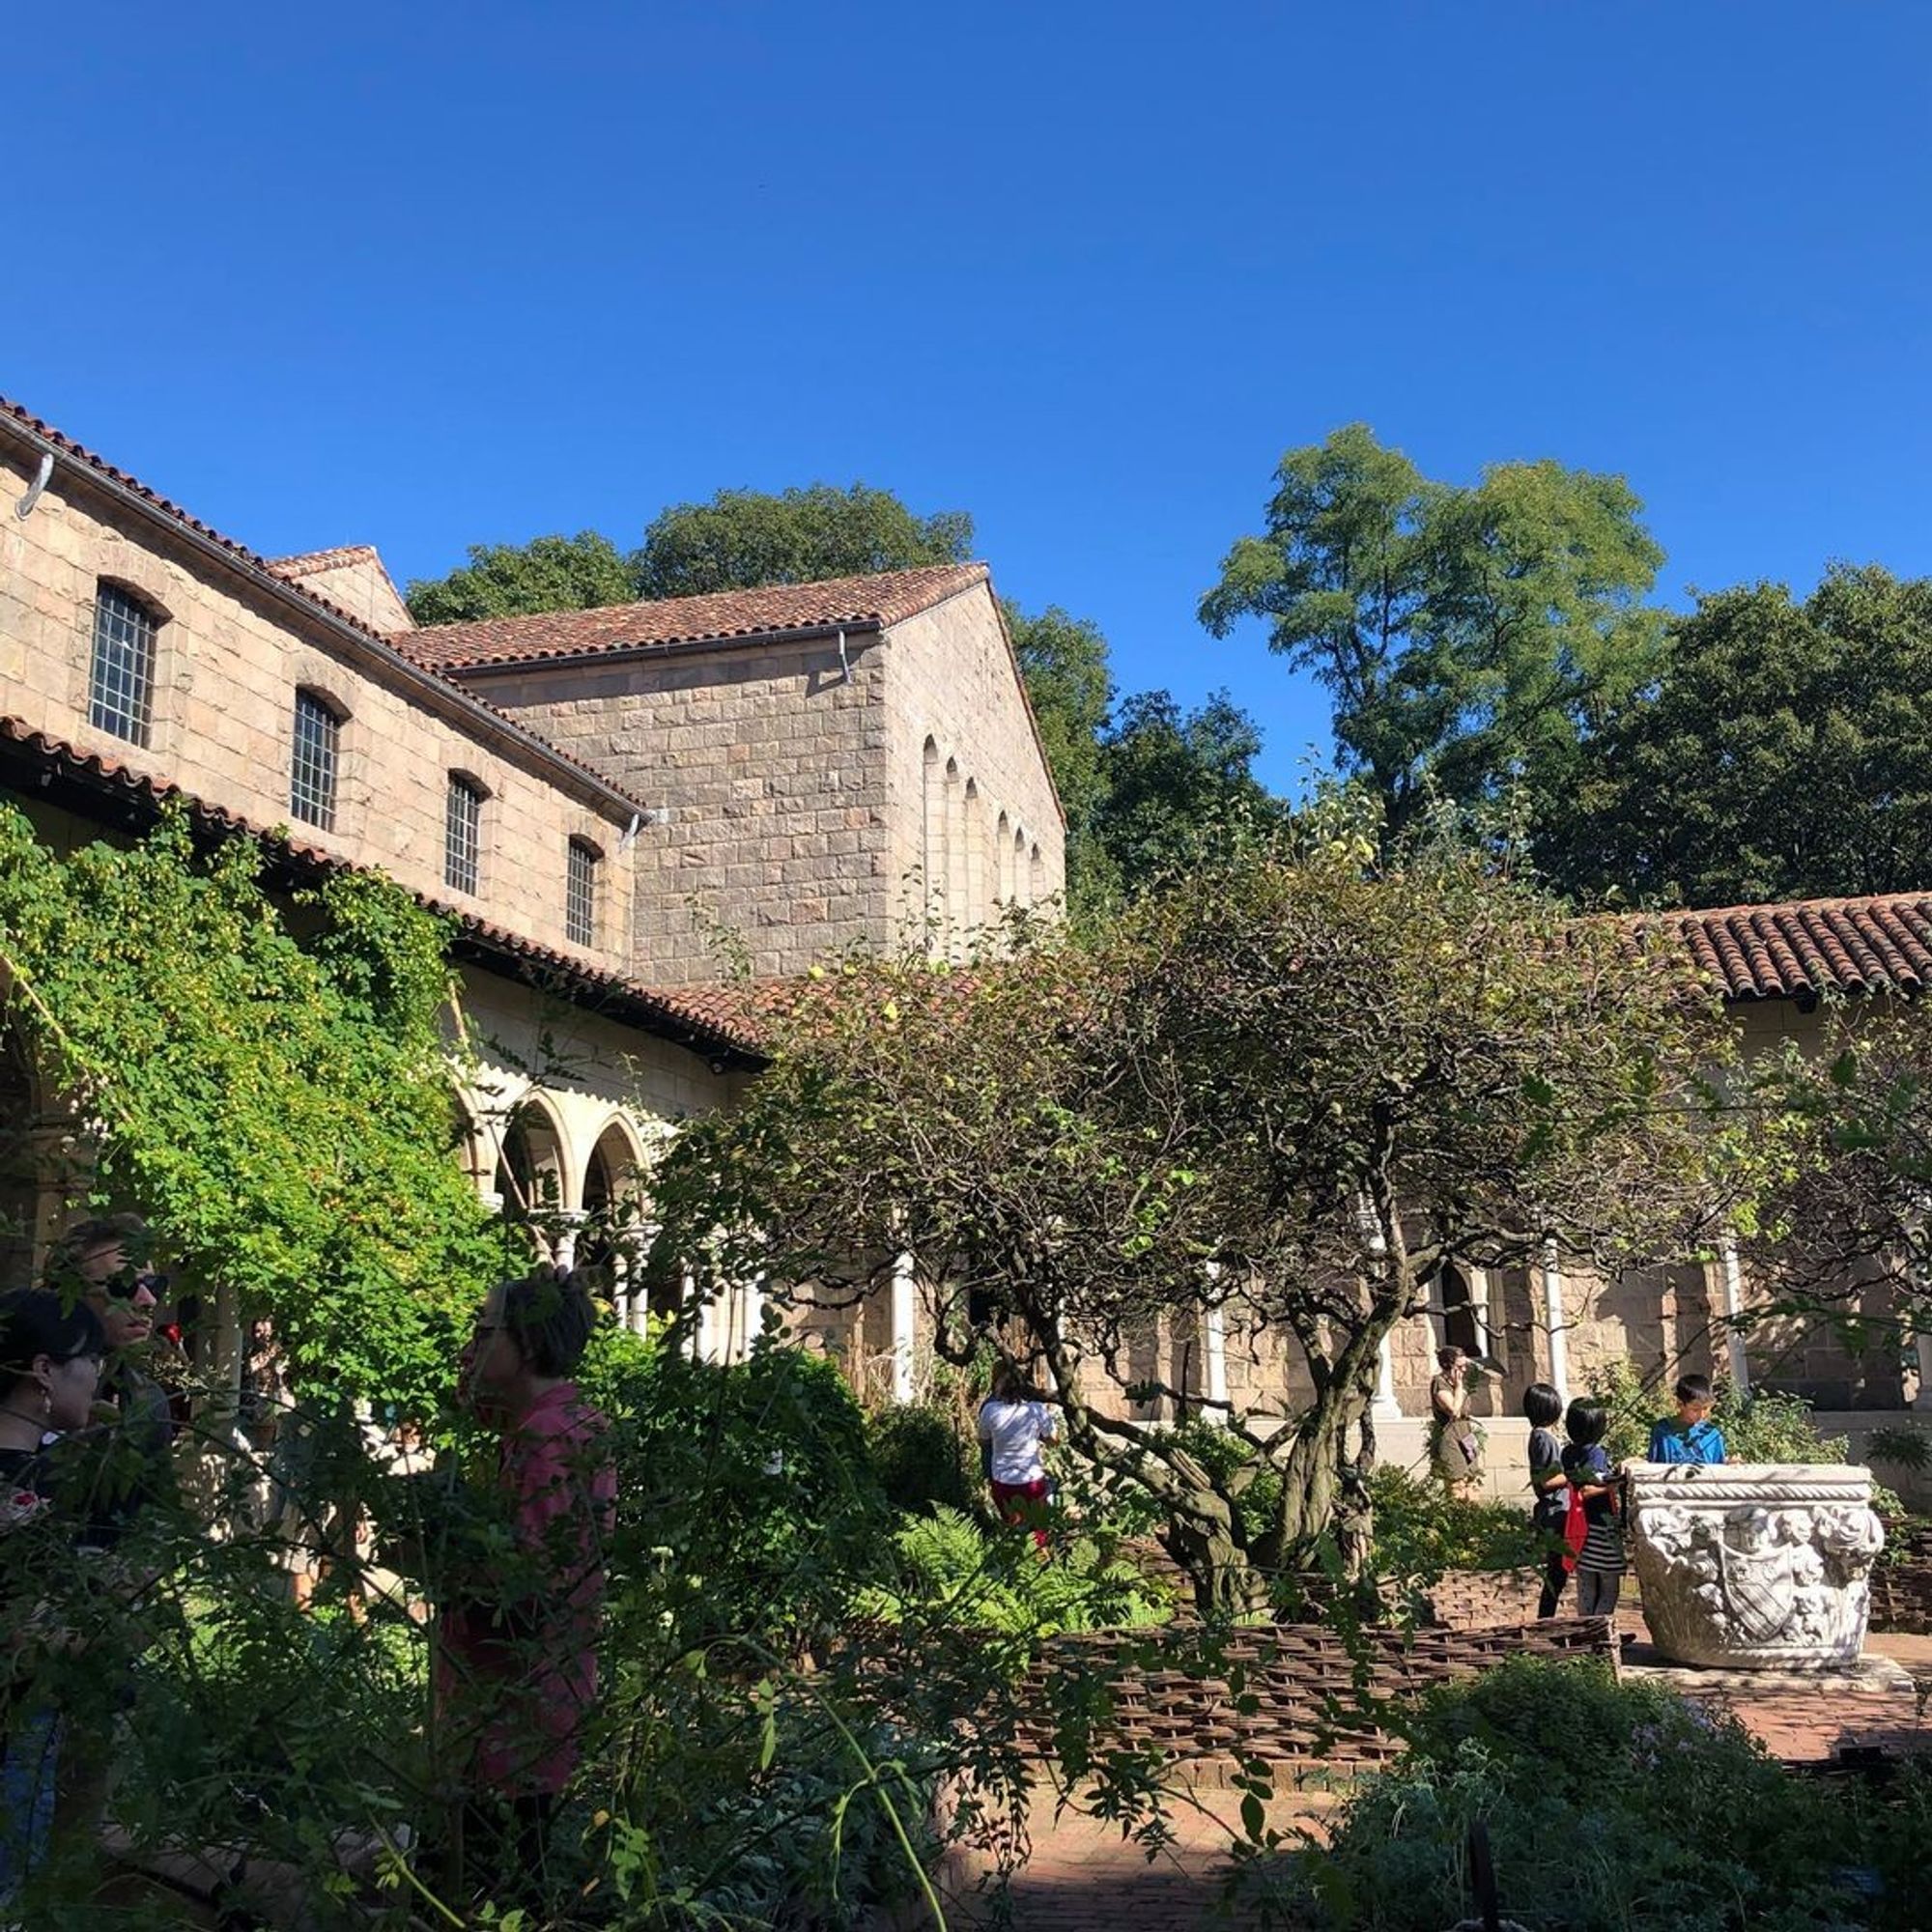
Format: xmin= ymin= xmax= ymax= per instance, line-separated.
xmin=651 ymin=826 xmax=1737 ymax=1612
xmin=0 ymin=809 xmax=510 ymax=1403
xmin=1200 ymin=423 xmax=1664 ymax=843
xmin=1086 ymin=689 xmax=1282 ymax=895
xmin=403 ymin=529 xmax=637 ymax=625
xmin=1540 ymin=565 xmax=1932 ymax=906
xmin=634 ymin=483 xmax=974 ymax=599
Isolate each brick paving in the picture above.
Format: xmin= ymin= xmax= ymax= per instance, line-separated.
xmin=933 ymin=1633 xmax=1932 ymax=1929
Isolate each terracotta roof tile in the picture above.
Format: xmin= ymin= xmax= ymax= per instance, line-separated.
xmin=1636 ymin=894 xmax=1932 ymax=1001
xmin=399 ymin=564 xmax=990 ymax=669
xmin=268 ymin=543 xmax=390 ymax=580
xmin=0 ymin=716 xmax=763 ymax=1064
xmin=0 ymin=399 xmax=644 ymax=820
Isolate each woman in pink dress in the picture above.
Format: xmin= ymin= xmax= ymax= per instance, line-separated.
xmin=438 ymin=1266 xmax=616 ymax=1897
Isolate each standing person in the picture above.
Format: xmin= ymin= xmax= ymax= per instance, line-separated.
xmin=0 ymin=1288 xmax=106 ymax=1902
xmin=1561 ymin=1398 xmax=1626 ymax=1621
xmin=43 ymin=1214 xmax=177 ymax=1548
xmin=1647 ymin=1373 xmax=1726 ymax=1464
xmin=1429 ymin=1346 xmax=1484 ymax=1493
xmin=1522 ymin=1383 xmax=1570 ymax=1618
xmin=976 ymin=1364 xmax=1059 ymax=1548
xmin=439 ymin=1266 xmax=616 ymax=1901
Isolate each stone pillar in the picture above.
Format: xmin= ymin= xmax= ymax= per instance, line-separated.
xmin=1626 ymin=1462 xmax=1885 ymax=1667
xmin=1540 ymin=1240 xmax=1570 ymax=1402
xmin=553 ymin=1208 xmax=585 ymax=1270
xmin=890 ymin=1250 xmax=918 ymax=1405
xmin=1718 ymin=1236 xmax=1751 ymax=1395
xmin=740 ymin=1272 xmax=766 ymax=1359
xmin=1913 ymin=1329 xmax=1932 ymax=1413
xmin=1203 ymin=1295 xmax=1229 ymax=1426
xmin=1468 ymin=1266 xmax=1493 ymax=1360
xmin=1373 ymin=1331 xmax=1401 ymax=1418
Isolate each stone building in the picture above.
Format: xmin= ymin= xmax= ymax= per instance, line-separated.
xmin=0 ymin=391 xmax=1926 ymax=1479
xmin=0 ymin=395 xmax=1062 ymax=1375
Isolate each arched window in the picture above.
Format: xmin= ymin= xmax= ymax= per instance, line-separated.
xmin=921 ymin=738 xmax=944 ymax=945
xmin=994 ymin=810 xmax=1011 ymax=906
xmin=444 ymin=774 xmax=487 ymax=895
xmin=1012 ymin=826 xmax=1030 ymax=908
xmin=1029 ymin=841 xmax=1045 ymax=909
xmin=944 ymin=757 xmax=965 ymax=951
xmin=565 ymin=838 xmax=601 ymax=947
xmin=963 ymin=780 xmax=985 ymax=934
xmin=89 ymin=582 xmax=159 ymax=746
xmin=290 ymin=688 xmax=344 ymax=830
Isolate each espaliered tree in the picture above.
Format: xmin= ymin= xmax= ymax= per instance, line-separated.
xmin=649 ymin=821 xmax=1741 ymax=1613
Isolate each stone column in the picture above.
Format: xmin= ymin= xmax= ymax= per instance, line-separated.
xmin=1540 ymin=1240 xmax=1570 ymax=1402
xmin=1913 ymin=1329 xmax=1932 ymax=1413
xmin=890 ymin=1250 xmax=918 ymax=1405
xmin=1718 ymin=1236 xmax=1752 ymax=1394
xmin=1203 ymin=1293 xmax=1229 ymax=1427
xmin=1373 ymin=1331 xmax=1401 ymax=1418
xmin=740 ymin=1271 xmax=766 ymax=1360
xmin=553 ymin=1208 xmax=585 ymax=1271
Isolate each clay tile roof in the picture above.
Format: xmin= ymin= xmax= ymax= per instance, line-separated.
xmin=399 ymin=563 xmax=990 ymax=669
xmin=0 ymin=399 xmax=644 ymax=820
xmin=0 ymin=716 xmax=763 ymax=1064
xmin=1636 ymin=893 xmax=1932 ymax=1001
xmin=267 ymin=543 xmax=389 ymax=580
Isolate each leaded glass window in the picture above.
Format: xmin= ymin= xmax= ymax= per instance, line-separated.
xmin=290 ymin=690 xmax=339 ymax=830
xmin=88 ymin=583 xmax=156 ymax=744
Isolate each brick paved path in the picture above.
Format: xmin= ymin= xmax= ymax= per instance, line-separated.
xmin=930 ymin=1633 xmax=1932 ymax=1930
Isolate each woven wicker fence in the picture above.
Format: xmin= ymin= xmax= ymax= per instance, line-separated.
xmin=1014 ymin=1616 xmax=1617 ymax=1767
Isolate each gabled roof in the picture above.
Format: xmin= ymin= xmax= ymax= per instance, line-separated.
xmin=1636 ymin=893 xmax=1932 ymax=1002
xmin=268 ymin=543 xmax=394 ymax=582
xmin=0 ymin=716 xmax=764 ymax=1065
xmin=0 ymin=399 xmax=644 ymax=823
xmin=400 ymin=563 xmax=991 ymax=669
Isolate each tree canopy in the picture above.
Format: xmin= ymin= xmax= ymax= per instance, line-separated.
xmin=635 ymin=483 xmax=975 ymax=599
xmin=404 ymin=530 xmax=638 ymax=626
xmin=1536 ymin=565 xmax=1932 ymax=907
xmin=1200 ymin=424 xmax=1664 ymax=844
xmin=650 ymin=830 xmax=1738 ymax=1609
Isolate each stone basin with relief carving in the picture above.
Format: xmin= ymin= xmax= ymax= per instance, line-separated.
xmin=1624 ymin=1461 xmax=1886 ymax=1668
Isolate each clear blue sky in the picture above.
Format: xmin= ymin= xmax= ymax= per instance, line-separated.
xmin=9 ymin=3 xmax=1930 ymax=793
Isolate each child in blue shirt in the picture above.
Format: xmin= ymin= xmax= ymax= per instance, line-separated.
xmin=1647 ymin=1374 xmax=1726 ymax=1464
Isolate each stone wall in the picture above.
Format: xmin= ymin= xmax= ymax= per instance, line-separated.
xmin=880 ymin=582 xmax=1065 ymax=949
xmin=464 ymin=634 xmax=894 ymax=984
xmin=0 ymin=436 xmax=639 ymax=968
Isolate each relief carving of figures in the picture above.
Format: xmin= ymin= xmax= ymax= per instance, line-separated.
xmin=1625 ymin=1463 xmax=1884 ymax=1669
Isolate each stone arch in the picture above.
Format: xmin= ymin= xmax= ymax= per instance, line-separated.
xmin=963 ymin=780 xmax=985 ymax=937
xmin=994 ymin=810 xmax=1011 ymax=906
xmin=921 ymin=737 xmax=945 ymax=943
xmin=1029 ymin=841 xmax=1045 ymax=908
xmin=494 ymin=1091 xmax=574 ymax=1220
xmin=1012 ymin=826 xmax=1031 ymax=909
xmin=944 ymin=757 xmax=966 ymax=952
xmin=580 ymin=1114 xmax=649 ymax=1301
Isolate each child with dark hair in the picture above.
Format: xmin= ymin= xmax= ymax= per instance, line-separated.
xmin=0 ymin=1289 xmax=106 ymax=1900
xmin=1647 ymin=1373 xmax=1725 ymax=1463
xmin=440 ymin=1267 xmax=616 ymax=1898
xmin=1521 ymin=1382 xmax=1569 ymax=1618
xmin=1561 ymin=1397 xmax=1625 ymax=1620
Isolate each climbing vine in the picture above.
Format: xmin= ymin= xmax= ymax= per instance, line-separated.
xmin=0 ymin=804 xmax=513 ymax=1404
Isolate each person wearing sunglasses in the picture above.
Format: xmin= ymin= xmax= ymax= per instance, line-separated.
xmin=43 ymin=1214 xmax=178 ymax=1553
xmin=0 ymin=1288 xmax=107 ymax=1901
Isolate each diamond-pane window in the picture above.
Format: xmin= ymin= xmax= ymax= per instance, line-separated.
xmin=89 ymin=583 xmax=156 ymax=745
xmin=290 ymin=690 xmax=340 ymax=831
xmin=445 ymin=776 xmax=484 ymax=895
xmin=566 ymin=838 xmax=598 ymax=947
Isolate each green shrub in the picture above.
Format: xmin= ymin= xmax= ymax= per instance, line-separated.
xmin=1365 ymin=1464 xmax=1540 ymax=1584
xmin=1249 ymin=1657 xmax=1886 ymax=1930
xmin=866 ymin=1400 xmax=981 ymax=1517
xmin=854 ymin=1504 xmax=1172 ymax=1637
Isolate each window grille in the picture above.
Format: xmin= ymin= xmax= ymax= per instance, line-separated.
xmin=290 ymin=690 xmax=339 ymax=831
xmin=444 ymin=776 xmax=484 ymax=895
xmin=565 ymin=839 xmax=598 ymax=947
xmin=89 ymin=584 xmax=156 ymax=745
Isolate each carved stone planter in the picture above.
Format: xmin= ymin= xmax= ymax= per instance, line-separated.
xmin=1625 ymin=1462 xmax=1886 ymax=1668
